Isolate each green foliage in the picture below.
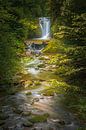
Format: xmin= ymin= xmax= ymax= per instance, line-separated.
xmin=0 ymin=33 xmax=21 ymax=83
xmin=29 ymin=113 xmax=49 ymax=123
xmin=41 ymin=79 xmax=70 ymax=96
xmin=44 ymin=39 xmax=66 ymax=53
xmin=48 ymin=0 xmax=86 ymax=44
xmin=45 ymin=39 xmax=86 ymax=121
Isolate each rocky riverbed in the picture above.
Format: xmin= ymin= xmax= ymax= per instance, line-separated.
xmin=0 ymin=53 xmax=82 ymax=130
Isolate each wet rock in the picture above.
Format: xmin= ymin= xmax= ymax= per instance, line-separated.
xmin=57 ymin=120 xmax=65 ymax=126
xmin=31 ymin=109 xmax=47 ymax=116
xmin=33 ymin=98 xmax=39 ymax=102
xmin=47 ymin=118 xmax=65 ymax=126
xmin=22 ymin=111 xmax=31 ymax=116
xmin=39 ymin=96 xmax=44 ymax=99
xmin=17 ymin=103 xmax=33 ymax=112
xmin=30 ymin=100 xmax=34 ymax=105
xmin=23 ymin=121 xmax=33 ymax=127
xmin=13 ymin=108 xmax=23 ymax=114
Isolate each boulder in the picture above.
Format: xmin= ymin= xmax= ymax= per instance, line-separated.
xmin=23 ymin=121 xmax=33 ymax=127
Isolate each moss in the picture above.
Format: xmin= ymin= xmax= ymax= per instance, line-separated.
xmin=39 ymin=57 xmax=45 ymax=60
xmin=26 ymin=91 xmax=32 ymax=95
xmin=29 ymin=113 xmax=49 ymax=123
xmin=28 ymin=85 xmax=40 ymax=90
xmin=22 ymin=57 xmax=33 ymax=64
xmin=34 ymin=81 xmax=41 ymax=86
xmin=41 ymin=79 xmax=70 ymax=96
xmin=42 ymin=89 xmax=54 ymax=96
xmin=37 ymin=63 xmax=45 ymax=68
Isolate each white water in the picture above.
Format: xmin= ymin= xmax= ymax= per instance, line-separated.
xmin=39 ymin=17 xmax=50 ymax=40
xmin=27 ymin=68 xmax=40 ymax=75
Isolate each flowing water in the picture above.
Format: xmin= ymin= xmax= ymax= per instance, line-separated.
xmin=39 ymin=17 xmax=50 ymax=40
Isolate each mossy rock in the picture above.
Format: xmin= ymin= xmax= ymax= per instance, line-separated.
xmin=13 ymin=108 xmax=23 ymax=114
xmin=23 ymin=121 xmax=33 ymax=127
xmin=33 ymin=98 xmax=39 ymax=102
xmin=29 ymin=113 xmax=49 ymax=123
xmin=39 ymin=56 xmax=45 ymax=60
xmin=37 ymin=63 xmax=45 ymax=68
xmin=28 ymin=85 xmax=40 ymax=90
xmin=34 ymin=81 xmax=41 ymax=86
xmin=42 ymin=89 xmax=54 ymax=96
xmin=26 ymin=92 xmax=32 ymax=96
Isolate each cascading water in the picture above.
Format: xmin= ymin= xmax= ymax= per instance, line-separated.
xmin=39 ymin=17 xmax=50 ymax=40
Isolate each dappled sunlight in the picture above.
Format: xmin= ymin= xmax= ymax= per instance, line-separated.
xmin=1 ymin=0 xmax=86 ymax=129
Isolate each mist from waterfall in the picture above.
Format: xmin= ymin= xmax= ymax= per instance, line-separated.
xmin=39 ymin=17 xmax=50 ymax=40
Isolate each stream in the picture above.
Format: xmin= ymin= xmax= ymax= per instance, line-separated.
xmin=0 ymin=47 xmax=82 ymax=130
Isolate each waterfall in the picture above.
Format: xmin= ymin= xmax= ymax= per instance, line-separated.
xmin=39 ymin=17 xmax=50 ymax=40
